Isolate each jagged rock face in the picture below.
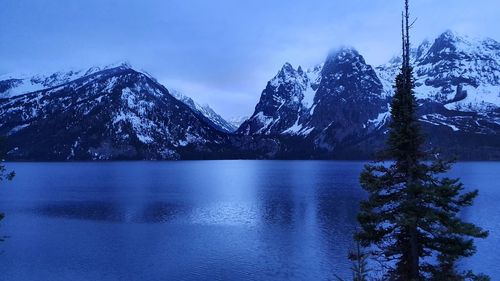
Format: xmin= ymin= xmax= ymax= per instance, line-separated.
xmin=376 ymin=31 xmax=500 ymax=138
xmin=0 ymin=65 xmax=227 ymax=160
xmin=237 ymin=63 xmax=321 ymax=135
xmin=417 ymin=31 xmax=500 ymax=113
xmin=307 ymin=48 xmax=387 ymax=148
xmin=239 ymin=31 xmax=500 ymax=159
xmin=0 ymin=30 xmax=498 ymax=160
xmin=238 ymin=48 xmax=388 ymax=150
xmin=378 ymin=31 xmax=500 ymax=111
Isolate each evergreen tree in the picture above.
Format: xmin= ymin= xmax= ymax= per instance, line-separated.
xmin=356 ymin=1 xmax=488 ymax=280
xmin=348 ymin=240 xmax=371 ymax=281
xmin=336 ymin=239 xmax=371 ymax=281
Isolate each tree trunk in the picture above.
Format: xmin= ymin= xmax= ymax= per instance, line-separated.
xmin=409 ymin=224 xmax=420 ymax=280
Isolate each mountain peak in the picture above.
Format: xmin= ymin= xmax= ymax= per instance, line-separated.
xmin=374 ymin=30 xmax=500 ymax=113
xmin=417 ymin=30 xmax=500 ymax=67
xmin=317 ymin=45 xmax=382 ymax=100
xmin=435 ymin=30 xmax=479 ymax=45
xmin=111 ymin=61 xmax=133 ymax=70
xmin=279 ymin=62 xmax=295 ymax=73
xmin=270 ymin=62 xmax=307 ymax=87
xmin=433 ymin=30 xmax=475 ymax=49
xmin=328 ymin=46 xmax=359 ymax=58
xmin=323 ymin=46 xmax=372 ymax=74
xmin=325 ymin=47 xmax=365 ymax=67
xmin=82 ymin=61 xmax=133 ymax=77
xmin=433 ymin=30 xmax=499 ymax=49
xmin=297 ymin=66 xmax=304 ymax=75
xmin=101 ymin=61 xmax=134 ymax=72
xmin=439 ymin=30 xmax=461 ymax=41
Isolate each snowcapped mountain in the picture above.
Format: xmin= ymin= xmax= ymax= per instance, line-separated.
xmin=238 ymin=47 xmax=388 ymax=142
xmin=239 ymin=31 xmax=500 ymax=159
xmin=304 ymin=48 xmax=388 ymax=149
xmin=376 ymin=30 xmax=499 ymax=135
xmin=0 ymin=63 xmax=238 ymax=135
xmin=237 ymin=62 xmax=322 ymax=135
xmin=376 ymin=30 xmax=500 ymax=112
xmin=0 ymin=64 xmax=232 ymax=160
xmin=0 ymin=62 xmax=132 ymax=99
xmin=169 ymin=90 xmax=237 ymax=133
xmin=0 ymin=30 xmax=498 ymax=160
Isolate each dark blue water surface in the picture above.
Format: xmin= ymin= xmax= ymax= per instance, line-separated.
xmin=0 ymin=161 xmax=498 ymax=280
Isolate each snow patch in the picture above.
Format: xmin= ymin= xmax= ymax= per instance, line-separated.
xmin=8 ymin=124 xmax=29 ymax=135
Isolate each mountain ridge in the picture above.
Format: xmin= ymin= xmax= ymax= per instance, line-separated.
xmin=169 ymin=89 xmax=238 ymax=133
xmin=237 ymin=31 xmax=499 ymax=159
xmin=1 ymin=30 xmax=499 ymax=160
xmin=0 ymin=65 xmax=230 ymax=160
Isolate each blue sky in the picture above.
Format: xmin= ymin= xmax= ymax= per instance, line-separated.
xmin=1 ymin=0 xmax=499 ymax=118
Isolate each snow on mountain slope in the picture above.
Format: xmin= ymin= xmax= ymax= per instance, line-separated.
xmin=170 ymin=90 xmax=237 ymax=133
xmin=0 ymin=65 xmax=227 ymax=160
xmin=243 ymin=31 xmax=499 ymax=142
xmin=376 ymin=31 xmax=500 ymax=114
xmin=305 ymin=47 xmax=387 ymax=147
xmin=1 ymin=30 xmax=498 ymax=160
xmin=372 ymin=31 xmax=500 ymax=149
xmin=0 ymin=63 xmax=237 ymax=134
xmin=239 ymin=31 xmax=500 ymax=159
xmin=238 ymin=47 xmax=386 ymax=141
xmin=236 ymin=62 xmax=322 ymax=136
xmin=0 ymin=62 xmax=133 ymax=99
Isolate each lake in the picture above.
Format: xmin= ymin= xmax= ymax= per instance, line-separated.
xmin=0 ymin=161 xmax=498 ymax=280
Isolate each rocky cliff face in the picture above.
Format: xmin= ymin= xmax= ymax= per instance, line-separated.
xmin=1 ymin=31 xmax=499 ymax=160
xmin=306 ymin=48 xmax=388 ymax=150
xmin=0 ymin=64 xmax=229 ymax=160
xmin=238 ymin=31 xmax=500 ymax=159
xmin=237 ymin=63 xmax=322 ymax=136
xmin=375 ymin=31 xmax=500 ymax=158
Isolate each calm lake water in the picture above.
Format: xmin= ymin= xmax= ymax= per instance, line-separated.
xmin=0 ymin=161 xmax=498 ymax=280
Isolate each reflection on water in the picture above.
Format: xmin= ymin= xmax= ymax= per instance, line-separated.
xmin=0 ymin=161 xmax=498 ymax=281
xmin=33 ymin=201 xmax=190 ymax=224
